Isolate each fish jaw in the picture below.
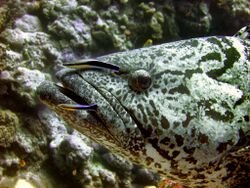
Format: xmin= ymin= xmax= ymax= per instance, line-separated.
xmin=37 ymin=35 xmax=250 ymax=186
xmin=36 ymin=74 xmax=146 ymax=161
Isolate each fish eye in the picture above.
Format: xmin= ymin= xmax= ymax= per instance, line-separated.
xmin=128 ymin=69 xmax=152 ymax=92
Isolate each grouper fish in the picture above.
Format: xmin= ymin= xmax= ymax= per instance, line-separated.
xmin=37 ymin=26 xmax=250 ymax=187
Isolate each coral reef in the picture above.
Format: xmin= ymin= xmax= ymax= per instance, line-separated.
xmin=0 ymin=171 xmax=55 ymax=188
xmin=0 ymin=109 xmax=18 ymax=148
xmin=0 ymin=3 xmax=10 ymax=32
xmin=175 ymin=1 xmax=212 ymax=36
xmin=0 ymin=16 xmax=59 ymax=70
xmin=0 ymin=68 xmax=49 ymax=110
xmin=49 ymin=135 xmax=124 ymax=187
xmin=211 ymin=0 xmax=250 ymax=35
xmin=50 ymin=134 xmax=93 ymax=175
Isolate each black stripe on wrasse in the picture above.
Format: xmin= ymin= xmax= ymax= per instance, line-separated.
xmin=58 ymin=103 xmax=97 ymax=111
xmin=63 ymin=59 xmax=120 ymax=72
xmin=55 ymin=84 xmax=97 ymax=111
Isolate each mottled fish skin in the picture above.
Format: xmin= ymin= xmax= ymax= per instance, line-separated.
xmin=37 ymin=35 xmax=250 ymax=187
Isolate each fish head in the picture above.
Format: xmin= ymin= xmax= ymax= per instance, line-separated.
xmin=37 ymin=36 xmax=249 ymax=184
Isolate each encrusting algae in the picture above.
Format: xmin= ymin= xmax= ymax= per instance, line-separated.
xmin=0 ymin=109 xmax=18 ymax=148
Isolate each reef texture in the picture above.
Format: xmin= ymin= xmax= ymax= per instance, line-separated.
xmin=0 ymin=0 xmax=249 ymax=188
xmin=0 ymin=109 xmax=17 ymax=148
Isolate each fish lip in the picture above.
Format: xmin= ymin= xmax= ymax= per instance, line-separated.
xmin=36 ymin=80 xmax=123 ymax=147
xmin=88 ymin=82 xmax=147 ymax=155
xmin=76 ymin=72 xmax=137 ymax=126
xmin=76 ymin=72 xmax=146 ymax=150
xmin=56 ymin=69 xmax=142 ymax=151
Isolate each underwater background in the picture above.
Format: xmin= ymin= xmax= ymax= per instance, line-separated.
xmin=0 ymin=0 xmax=249 ymax=188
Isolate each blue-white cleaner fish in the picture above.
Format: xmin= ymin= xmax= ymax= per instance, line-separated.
xmin=37 ymin=26 xmax=250 ymax=187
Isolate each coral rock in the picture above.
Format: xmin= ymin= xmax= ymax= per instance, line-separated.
xmin=0 ymin=109 xmax=18 ymax=148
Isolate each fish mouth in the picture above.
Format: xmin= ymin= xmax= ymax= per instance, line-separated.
xmin=37 ymin=69 xmax=142 ymax=154
xmin=36 ymin=81 xmax=111 ymax=143
xmin=56 ymin=81 xmax=124 ymax=146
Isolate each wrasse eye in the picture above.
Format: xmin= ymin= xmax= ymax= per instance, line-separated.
xmin=63 ymin=58 xmax=120 ymax=72
xmin=128 ymin=69 xmax=152 ymax=92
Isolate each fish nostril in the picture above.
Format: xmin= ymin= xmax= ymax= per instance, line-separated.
xmin=128 ymin=69 xmax=152 ymax=92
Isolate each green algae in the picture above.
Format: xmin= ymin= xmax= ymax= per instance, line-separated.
xmin=0 ymin=109 xmax=18 ymax=148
